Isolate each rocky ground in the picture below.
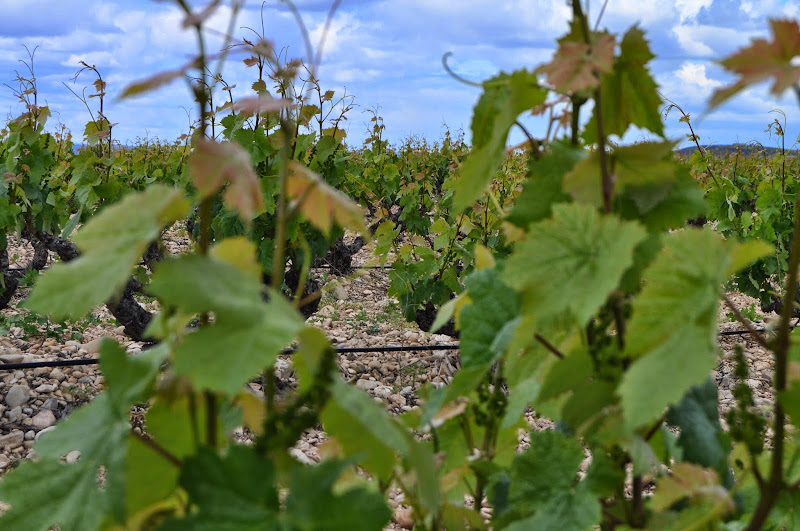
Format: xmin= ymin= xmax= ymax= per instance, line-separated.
xmin=0 ymin=225 xmax=780 ymax=528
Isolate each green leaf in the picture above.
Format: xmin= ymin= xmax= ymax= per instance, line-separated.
xmin=459 ymin=267 xmax=521 ymax=369
xmin=666 ymin=378 xmax=735 ymax=490
xmin=452 ymin=70 xmax=547 ymax=212
xmin=286 ymin=458 xmax=392 ymax=530
xmin=148 ymin=254 xmax=264 ymax=322
xmin=726 ymin=240 xmax=773 ymax=278
xmin=506 ymin=141 xmax=579 ymax=228
xmin=321 ymin=380 xmax=410 ymax=480
xmin=101 ymin=340 xmax=169 ymax=415
xmin=503 ymin=203 xmax=647 ymax=326
xmin=583 ymin=26 xmax=664 ymax=143
xmin=504 ymin=430 xmax=601 ymax=530
xmin=172 ymin=293 xmax=303 ymax=395
xmin=166 ymin=445 xmax=280 ymax=530
xmin=0 ymin=458 xmax=108 ymax=530
xmin=23 ymin=185 xmax=189 ymax=320
xmin=620 ymin=230 xmax=729 ymax=428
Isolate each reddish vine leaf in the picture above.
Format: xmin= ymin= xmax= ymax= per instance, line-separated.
xmin=119 ymin=62 xmax=195 ymax=100
xmin=232 ymin=95 xmax=293 ymax=116
xmin=286 ymin=162 xmax=367 ymax=237
xmin=710 ymin=18 xmax=800 ymax=109
xmin=539 ymin=32 xmax=615 ymax=94
xmin=189 ymin=139 xmax=264 ymax=221
xmin=584 ymin=26 xmax=664 ymax=142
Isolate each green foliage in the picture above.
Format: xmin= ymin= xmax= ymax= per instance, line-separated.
xmin=1 ymin=5 xmax=800 ymax=531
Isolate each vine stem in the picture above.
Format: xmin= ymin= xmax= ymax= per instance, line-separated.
xmin=132 ymin=429 xmax=182 ymax=468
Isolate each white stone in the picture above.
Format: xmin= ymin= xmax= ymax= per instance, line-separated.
xmin=0 ymin=354 xmax=25 ymax=364
xmin=32 ymin=409 xmax=56 ymax=429
xmin=35 ymin=426 xmax=56 ymax=441
xmin=356 ymin=379 xmax=379 ymax=391
xmin=374 ymin=386 xmax=393 ymax=398
xmin=5 ymin=385 xmax=30 ymax=408
xmin=81 ymin=337 xmax=108 ymax=355
xmin=65 ymin=450 xmax=82 ymax=463
xmin=0 ymin=430 xmax=24 ymax=449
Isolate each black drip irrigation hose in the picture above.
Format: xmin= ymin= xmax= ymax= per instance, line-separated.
xmin=0 ymin=343 xmax=460 ymax=371
xmin=0 ymin=324 xmax=788 ymax=372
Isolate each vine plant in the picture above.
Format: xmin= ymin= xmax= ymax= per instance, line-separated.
xmin=1 ymin=3 xmax=800 ymax=531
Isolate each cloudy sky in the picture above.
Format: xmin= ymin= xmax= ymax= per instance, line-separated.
xmin=1 ymin=0 xmax=799 ymax=151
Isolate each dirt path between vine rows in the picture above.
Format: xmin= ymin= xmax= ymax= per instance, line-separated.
xmin=0 ymin=225 xmax=778 ymax=528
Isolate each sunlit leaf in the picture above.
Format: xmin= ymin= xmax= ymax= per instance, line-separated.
xmin=189 ymin=139 xmax=264 ymax=221
xmin=286 ymin=161 xmax=367 ymax=237
xmin=503 ymin=203 xmax=647 ymax=326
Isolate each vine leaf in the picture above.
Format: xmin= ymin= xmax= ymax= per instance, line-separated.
xmin=506 ymin=140 xmax=580 ymax=228
xmin=538 ymin=30 xmax=615 ymax=94
xmin=710 ymin=18 xmax=800 ymax=109
xmin=287 ymin=162 xmax=368 ymax=237
xmin=503 ymin=202 xmax=647 ymax=327
xmin=583 ymin=26 xmax=664 ymax=142
xmin=189 ymin=139 xmax=264 ymax=222
xmin=23 ymin=185 xmax=189 ymax=321
xmin=232 ymin=95 xmax=293 ymax=115
xmin=619 ymin=230 xmax=733 ymax=429
xmin=0 ymin=458 xmax=108 ymax=530
xmin=149 ymin=254 xmax=304 ymax=394
xmin=321 ymin=379 xmax=410 ymax=481
xmin=165 ymin=445 xmax=280 ymax=529
xmin=452 ymin=70 xmax=547 ymax=213
xmin=666 ymin=379 xmax=735 ymax=491
xmin=6 ymin=342 xmax=170 ymax=526
xmin=119 ymin=62 xmax=195 ymax=100
xmin=499 ymin=430 xmax=601 ymax=530
xmin=459 ymin=267 xmax=521 ymax=369
xmin=650 ymin=463 xmax=733 ymax=514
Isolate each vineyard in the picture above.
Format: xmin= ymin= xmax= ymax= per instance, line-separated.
xmin=1 ymin=1 xmax=800 ymax=529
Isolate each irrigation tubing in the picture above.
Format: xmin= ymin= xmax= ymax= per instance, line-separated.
xmin=0 ymin=343 xmax=460 ymax=371
xmin=0 ymin=324 xmax=790 ymax=371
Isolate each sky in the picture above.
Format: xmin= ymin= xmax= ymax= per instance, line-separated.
xmin=0 ymin=0 xmax=799 ymax=151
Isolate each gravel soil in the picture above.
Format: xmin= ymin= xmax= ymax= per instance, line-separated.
xmin=0 ymin=225 xmax=780 ymax=528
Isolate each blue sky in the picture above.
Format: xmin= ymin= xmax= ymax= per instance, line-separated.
xmin=1 ymin=0 xmax=799 ymax=151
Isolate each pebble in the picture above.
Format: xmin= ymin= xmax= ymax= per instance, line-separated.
xmin=24 ymin=430 xmax=35 ymax=441
xmin=374 ymin=386 xmax=392 ymax=398
xmin=390 ymin=394 xmax=407 ymax=406
xmin=0 ymin=354 xmax=25 ymax=364
xmin=32 ymin=409 xmax=56 ymax=429
xmin=35 ymin=426 xmax=55 ymax=441
xmin=35 ymin=383 xmax=56 ymax=393
xmin=65 ymin=450 xmax=82 ymax=463
xmin=81 ymin=337 xmax=107 ymax=354
xmin=7 ymin=406 xmax=23 ymax=423
xmin=50 ymin=368 xmax=66 ymax=382
xmin=5 ymin=385 xmax=30 ymax=408
xmin=356 ymin=379 xmax=379 ymax=391
xmin=393 ymin=507 xmax=414 ymax=529
xmin=0 ymin=430 xmax=24 ymax=450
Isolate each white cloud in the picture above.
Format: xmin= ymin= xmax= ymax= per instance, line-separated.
xmin=672 ymin=25 xmax=715 ymax=56
xmin=676 ymin=63 xmax=722 ymax=91
xmin=675 ymin=0 xmax=713 ymax=22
